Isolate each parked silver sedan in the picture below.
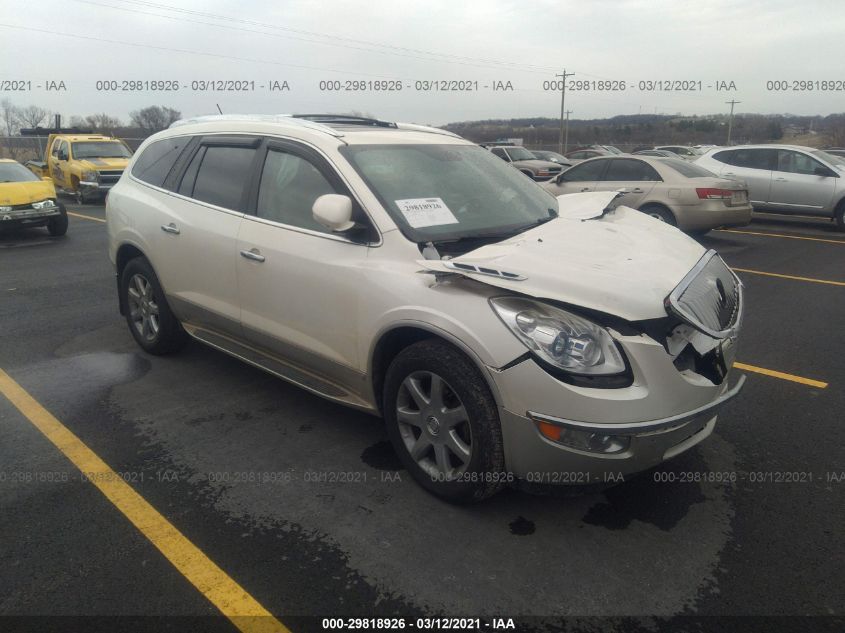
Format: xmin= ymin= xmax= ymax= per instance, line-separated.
xmin=696 ymin=144 xmax=845 ymax=229
xmin=541 ymin=155 xmax=752 ymax=233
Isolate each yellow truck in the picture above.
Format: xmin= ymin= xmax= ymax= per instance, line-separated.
xmin=0 ymin=159 xmax=68 ymax=236
xmin=26 ymin=134 xmax=133 ymax=204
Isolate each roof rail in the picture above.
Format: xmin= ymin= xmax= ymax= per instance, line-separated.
xmin=292 ymin=114 xmax=398 ymax=128
xmin=396 ymin=123 xmax=462 ymax=139
xmin=168 ymin=114 xmax=343 ymax=137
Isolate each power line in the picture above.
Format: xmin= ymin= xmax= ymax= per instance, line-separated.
xmin=65 ymin=0 xmax=565 ymax=74
xmin=0 ymin=22 xmax=419 ymax=80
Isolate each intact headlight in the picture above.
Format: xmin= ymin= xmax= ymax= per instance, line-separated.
xmin=32 ymin=199 xmax=57 ymax=209
xmin=490 ymin=297 xmax=627 ymax=375
xmin=0 ymin=206 xmax=11 ymax=212
xmin=82 ymin=170 xmax=99 ymax=182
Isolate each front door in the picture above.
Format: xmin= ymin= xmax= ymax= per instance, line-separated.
xmin=236 ymin=140 xmax=374 ymax=386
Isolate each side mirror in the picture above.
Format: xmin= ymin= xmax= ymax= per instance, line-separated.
xmin=312 ymin=194 xmax=355 ymax=232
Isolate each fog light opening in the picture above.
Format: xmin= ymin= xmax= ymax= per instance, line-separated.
xmin=532 ymin=417 xmax=630 ymax=454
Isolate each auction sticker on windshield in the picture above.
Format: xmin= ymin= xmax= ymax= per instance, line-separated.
xmin=395 ymin=197 xmax=459 ymax=228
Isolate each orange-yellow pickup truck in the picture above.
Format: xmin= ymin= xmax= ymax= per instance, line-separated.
xmin=26 ymin=134 xmax=133 ymax=204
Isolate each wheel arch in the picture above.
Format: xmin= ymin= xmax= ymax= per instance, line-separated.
xmin=115 ymin=243 xmax=164 ymax=316
xmin=638 ymin=201 xmax=677 ymax=223
xmin=368 ymin=323 xmax=505 ymax=416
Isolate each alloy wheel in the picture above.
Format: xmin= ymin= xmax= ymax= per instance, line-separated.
xmin=127 ymin=273 xmax=160 ymax=342
xmin=396 ymin=371 xmax=472 ymax=480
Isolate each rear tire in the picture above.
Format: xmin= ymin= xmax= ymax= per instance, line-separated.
xmin=640 ymin=204 xmax=676 ymax=226
xmin=121 ymin=257 xmax=188 ymax=355
xmin=383 ymin=339 xmax=506 ymax=503
xmin=47 ymin=204 xmax=68 ymax=237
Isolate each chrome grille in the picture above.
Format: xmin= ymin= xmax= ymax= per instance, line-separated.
xmin=666 ymin=251 xmax=742 ymax=338
xmin=98 ymin=169 xmax=123 ymax=185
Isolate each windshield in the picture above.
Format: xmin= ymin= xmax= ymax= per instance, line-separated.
xmin=659 ymin=158 xmax=716 ymax=178
xmin=0 ymin=162 xmax=40 ymax=183
xmin=813 ymin=150 xmax=845 ymax=170
xmin=504 ymin=146 xmax=535 ymax=161
xmin=340 ymin=144 xmax=558 ymax=242
xmin=72 ymin=142 xmax=132 ymax=159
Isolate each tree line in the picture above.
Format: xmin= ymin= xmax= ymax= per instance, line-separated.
xmin=443 ymin=113 xmax=845 ymax=149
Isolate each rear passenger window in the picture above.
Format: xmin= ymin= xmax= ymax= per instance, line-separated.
xmin=603 ymin=159 xmax=660 ymax=181
xmin=256 ymin=150 xmax=338 ymax=233
xmin=186 ymin=145 xmax=257 ymax=210
xmin=131 ymin=137 xmax=188 ymax=188
xmin=561 ymin=159 xmax=607 ymax=181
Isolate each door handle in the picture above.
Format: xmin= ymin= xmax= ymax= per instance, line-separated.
xmin=631 ymin=188 xmax=644 ymax=193
xmin=580 ymin=187 xmax=591 ymax=192
xmin=240 ymin=248 xmax=265 ymax=263
xmin=160 ymin=223 xmax=180 ymax=235
xmin=724 ymin=172 xmax=736 ymax=176
xmin=775 ymin=177 xmax=788 ymax=182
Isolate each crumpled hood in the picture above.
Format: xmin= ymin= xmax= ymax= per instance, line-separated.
xmin=79 ymin=157 xmax=129 ymax=170
xmin=0 ymin=180 xmax=56 ymax=205
xmin=419 ymin=192 xmax=707 ymax=321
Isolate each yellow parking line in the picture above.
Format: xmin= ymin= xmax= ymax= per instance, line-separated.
xmin=0 ymin=368 xmax=288 ymax=633
xmin=732 ymin=268 xmax=845 ymax=287
xmin=717 ymin=229 xmax=845 ymax=245
xmin=734 ymin=362 xmax=828 ymax=389
xmin=67 ymin=211 xmax=106 ymax=223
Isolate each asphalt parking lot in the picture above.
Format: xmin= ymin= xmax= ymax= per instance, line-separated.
xmin=0 ymin=202 xmax=843 ymax=632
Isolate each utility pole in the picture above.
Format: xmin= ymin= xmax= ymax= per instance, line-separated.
xmin=563 ymin=110 xmax=573 ymax=153
xmin=556 ymin=69 xmax=574 ymax=154
xmin=725 ymin=100 xmax=741 ymax=145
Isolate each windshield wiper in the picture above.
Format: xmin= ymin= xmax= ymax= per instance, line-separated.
xmin=443 ymin=209 xmax=559 ymax=243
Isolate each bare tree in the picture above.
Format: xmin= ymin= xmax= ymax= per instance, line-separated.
xmin=129 ymin=105 xmax=181 ymax=134
xmin=85 ymin=113 xmax=122 ymax=131
xmin=18 ymin=105 xmax=51 ymax=129
xmin=1 ymin=99 xmax=21 ymax=158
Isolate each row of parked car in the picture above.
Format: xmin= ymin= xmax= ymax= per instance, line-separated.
xmin=485 ymin=142 xmax=845 ymax=232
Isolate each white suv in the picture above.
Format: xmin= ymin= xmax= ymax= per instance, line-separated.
xmin=107 ymin=114 xmax=745 ymax=502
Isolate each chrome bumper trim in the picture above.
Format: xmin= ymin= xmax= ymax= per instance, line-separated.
xmin=528 ymin=374 xmax=746 ymax=435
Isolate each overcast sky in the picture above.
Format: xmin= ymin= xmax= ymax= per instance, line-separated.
xmin=2 ymin=0 xmax=844 ymax=126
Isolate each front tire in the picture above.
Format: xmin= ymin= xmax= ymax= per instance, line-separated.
xmin=383 ymin=339 xmax=506 ymax=503
xmin=121 ymin=257 xmax=188 ymax=355
xmin=47 ymin=204 xmax=68 ymax=237
xmin=835 ymin=200 xmax=845 ymax=232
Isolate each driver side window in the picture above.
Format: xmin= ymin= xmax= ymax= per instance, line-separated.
xmin=777 ymin=150 xmax=825 ymax=176
xmin=256 ymin=149 xmax=339 ymax=234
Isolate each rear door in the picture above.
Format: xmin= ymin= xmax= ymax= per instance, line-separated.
xmin=543 ymin=158 xmax=607 ymax=195
xmin=768 ymin=149 xmax=838 ymax=214
xmin=591 ymin=158 xmax=660 ymax=207
xmin=150 ymin=135 xmax=260 ymax=334
xmin=715 ymin=148 xmax=776 ymax=206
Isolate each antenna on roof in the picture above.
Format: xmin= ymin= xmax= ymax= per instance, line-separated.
xmin=216 ymin=104 xmax=223 ymax=114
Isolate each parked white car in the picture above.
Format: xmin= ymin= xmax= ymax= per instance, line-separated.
xmin=696 ymin=144 xmax=845 ymax=229
xmin=107 ymin=114 xmax=745 ymax=502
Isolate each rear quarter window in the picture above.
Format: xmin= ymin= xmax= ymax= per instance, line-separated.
xmin=131 ymin=137 xmax=189 ymax=188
